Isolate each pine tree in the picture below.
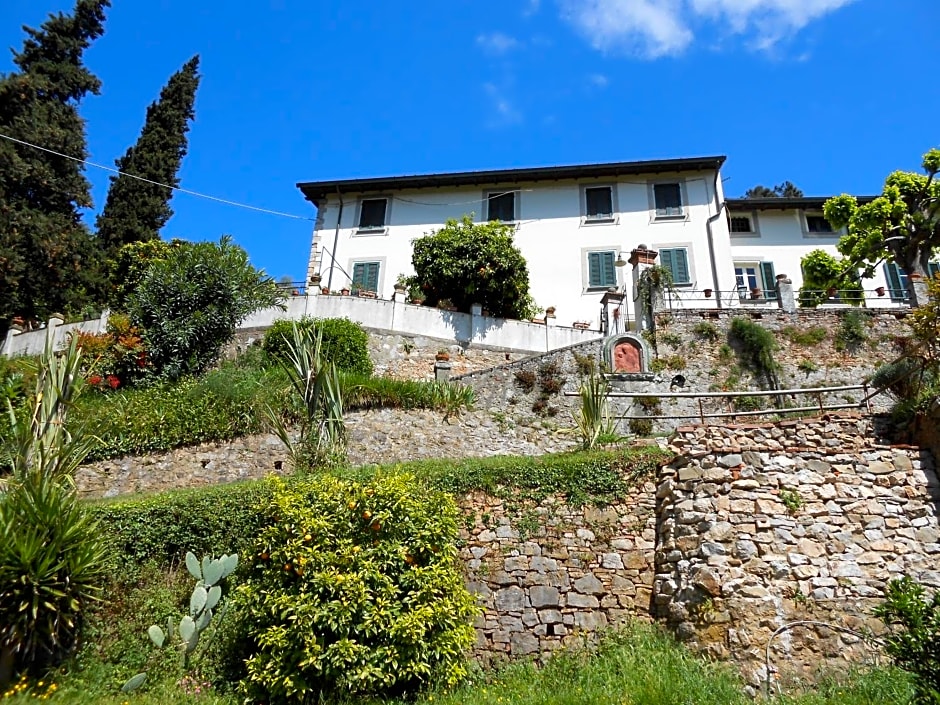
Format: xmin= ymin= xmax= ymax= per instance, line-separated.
xmin=96 ymin=56 xmax=201 ymax=265
xmin=0 ymin=0 xmax=110 ymax=327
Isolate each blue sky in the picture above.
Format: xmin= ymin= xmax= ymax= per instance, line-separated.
xmin=1 ymin=0 xmax=938 ymax=282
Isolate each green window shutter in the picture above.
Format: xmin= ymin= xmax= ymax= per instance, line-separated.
xmin=588 ymin=252 xmax=616 ymax=288
xmin=929 ymin=261 xmax=940 ymax=278
xmin=588 ymin=252 xmax=602 ymax=287
xmin=352 ymin=262 xmax=380 ymax=292
xmin=661 ymin=248 xmax=689 ymax=285
xmin=600 ymin=252 xmax=616 ymax=287
xmin=884 ymin=263 xmax=905 ymax=302
xmin=760 ymin=261 xmax=777 ymax=299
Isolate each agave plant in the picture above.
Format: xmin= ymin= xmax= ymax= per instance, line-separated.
xmin=574 ymin=372 xmax=617 ymax=450
xmin=0 ymin=337 xmax=107 ymax=687
xmin=265 ymin=322 xmax=346 ymax=471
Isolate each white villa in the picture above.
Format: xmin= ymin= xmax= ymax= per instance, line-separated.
xmin=297 ymin=156 xmax=932 ymax=330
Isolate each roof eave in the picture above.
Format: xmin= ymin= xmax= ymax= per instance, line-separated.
xmin=297 ymin=155 xmax=727 ymax=207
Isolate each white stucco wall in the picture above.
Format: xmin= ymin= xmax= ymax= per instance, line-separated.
xmin=309 ymin=169 xmax=733 ymax=329
xmin=728 ymin=209 xmax=902 ymax=307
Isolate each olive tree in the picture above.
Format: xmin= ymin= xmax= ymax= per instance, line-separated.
xmin=825 ymin=148 xmax=940 ymax=307
xmin=410 ymin=215 xmax=536 ymax=320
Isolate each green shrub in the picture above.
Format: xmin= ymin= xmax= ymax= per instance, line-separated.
xmin=874 ymin=577 xmax=940 ymax=703
xmin=728 ymin=318 xmax=779 ymax=390
xmin=228 ymin=474 xmax=478 ymax=702
xmin=781 ymin=326 xmax=828 ymax=346
xmin=90 ymin=482 xmax=273 ymax=572
xmin=74 ymin=359 xmax=282 ymax=462
xmin=262 ymin=317 xmax=373 ymax=377
xmin=834 ymin=311 xmax=868 ymax=353
xmin=693 ymin=321 xmax=721 ymax=342
xmin=127 ymin=236 xmax=280 ymax=380
xmin=411 ymin=215 xmax=537 ymax=320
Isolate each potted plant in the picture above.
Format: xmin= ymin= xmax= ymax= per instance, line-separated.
xmin=875 ymin=286 xmax=886 ymax=297
xmin=321 ymin=286 xmax=330 ymax=295
xmin=545 ymin=306 xmax=556 ymax=317
xmin=394 ymin=274 xmax=409 ymax=296
xmin=703 ymin=288 xmax=713 ymax=298
xmin=435 ymin=349 xmax=450 ymax=362
xmin=341 ymin=287 xmax=351 ymax=296
xmin=309 ymin=273 xmax=322 ymax=287
xmin=750 ymin=287 xmax=762 ymax=300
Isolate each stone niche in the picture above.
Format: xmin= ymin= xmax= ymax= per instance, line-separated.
xmin=603 ymin=334 xmax=653 ymax=379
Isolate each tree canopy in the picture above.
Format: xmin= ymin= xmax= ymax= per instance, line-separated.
xmin=95 ymin=56 xmax=201 ymax=261
xmin=825 ymin=148 xmax=940 ymax=306
xmin=743 ymin=181 xmax=804 ymax=199
xmin=410 ymin=215 xmax=536 ymax=320
xmin=0 ymin=0 xmax=110 ymax=328
xmin=126 ymin=236 xmax=280 ymax=380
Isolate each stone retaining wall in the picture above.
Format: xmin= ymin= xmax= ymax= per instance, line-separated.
xmin=459 ymin=483 xmax=658 ymax=662
xmin=655 ymin=414 xmax=940 ymax=687
xmin=456 ymin=309 xmax=907 ymax=436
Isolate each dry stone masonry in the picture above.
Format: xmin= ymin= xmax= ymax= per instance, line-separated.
xmin=656 ymin=414 xmax=940 ymax=686
xmin=459 ymin=486 xmax=658 ymax=662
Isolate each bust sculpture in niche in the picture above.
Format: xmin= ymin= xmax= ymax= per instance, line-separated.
xmin=613 ymin=338 xmax=642 ymax=373
xmin=603 ymin=334 xmax=650 ymax=377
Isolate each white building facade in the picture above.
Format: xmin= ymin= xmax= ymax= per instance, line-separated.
xmin=297 ymin=157 xmax=926 ymax=331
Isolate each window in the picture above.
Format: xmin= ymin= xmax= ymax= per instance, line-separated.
xmin=805 ymin=214 xmax=833 ymax=233
xmin=884 ymin=261 xmax=940 ymax=302
xmin=730 ymin=215 xmax=754 ymax=234
xmin=734 ymin=261 xmax=777 ymax=300
xmin=486 ymin=191 xmax=516 ymax=222
xmin=659 ymin=247 xmax=691 ymax=285
xmin=653 ymin=183 xmax=683 ymax=218
xmin=351 ymin=261 xmax=380 ymax=293
xmin=584 ymin=186 xmax=614 ymax=221
xmin=357 ymin=198 xmax=388 ymax=231
xmin=587 ymin=251 xmax=617 ymax=289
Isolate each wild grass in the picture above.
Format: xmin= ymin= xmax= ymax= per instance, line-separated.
xmin=1 ymin=349 xmax=476 ymax=467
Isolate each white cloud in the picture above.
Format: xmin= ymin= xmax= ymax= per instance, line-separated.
xmin=559 ymin=0 xmax=856 ymax=57
xmin=588 ymin=73 xmax=610 ymax=87
xmin=476 ymin=31 xmax=521 ymax=55
xmin=483 ymin=83 xmax=523 ymax=126
xmin=560 ymin=0 xmax=693 ymax=58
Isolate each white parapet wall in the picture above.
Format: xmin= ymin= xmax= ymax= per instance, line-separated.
xmin=240 ymin=294 xmax=600 ymax=352
xmin=2 ymin=295 xmax=600 ymax=358
xmin=1 ymin=311 xmax=111 ymax=358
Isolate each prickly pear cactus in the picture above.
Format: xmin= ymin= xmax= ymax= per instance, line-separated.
xmin=122 ymin=551 xmax=239 ymax=692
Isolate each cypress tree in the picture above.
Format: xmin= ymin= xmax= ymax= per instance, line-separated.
xmin=0 ymin=0 xmax=110 ymax=327
xmin=96 ymin=56 xmax=201 ymax=265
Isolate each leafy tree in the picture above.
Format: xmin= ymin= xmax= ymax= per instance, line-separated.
xmin=874 ymin=577 xmax=940 ymax=704
xmin=743 ymin=181 xmax=804 ymax=198
xmin=126 ymin=236 xmax=280 ymax=380
xmin=825 ymin=148 xmax=940 ymax=307
xmin=410 ymin=215 xmax=536 ymax=320
xmin=798 ymin=249 xmax=863 ymax=307
xmin=104 ymin=238 xmax=176 ymax=310
xmin=95 ymin=56 xmax=201 ymax=261
xmin=0 ymin=1 xmax=110 ymax=330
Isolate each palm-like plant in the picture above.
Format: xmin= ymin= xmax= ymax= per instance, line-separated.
xmin=265 ymin=323 xmax=346 ymax=471
xmin=574 ymin=372 xmax=616 ymax=449
xmin=0 ymin=337 xmax=107 ymax=686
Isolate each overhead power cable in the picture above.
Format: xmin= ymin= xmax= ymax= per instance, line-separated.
xmin=0 ymin=131 xmax=315 ymax=221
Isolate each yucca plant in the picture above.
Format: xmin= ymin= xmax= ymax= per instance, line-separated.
xmin=265 ymin=322 xmax=346 ymax=471
xmin=0 ymin=337 xmax=107 ymax=687
xmin=574 ymin=372 xmax=617 ymax=449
